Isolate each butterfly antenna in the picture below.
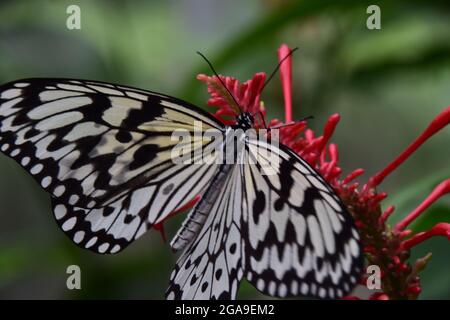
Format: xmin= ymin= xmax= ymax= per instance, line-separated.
xmin=262 ymin=47 xmax=299 ymax=91
xmin=268 ymin=115 xmax=313 ymax=131
xmin=196 ymin=51 xmax=242 ymax=112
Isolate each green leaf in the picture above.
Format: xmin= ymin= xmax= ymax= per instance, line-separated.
xmin=408 ymin=205 xmax=450 ymax=234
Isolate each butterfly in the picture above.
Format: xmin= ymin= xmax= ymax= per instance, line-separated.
xmin=0 ymin=78 xmax=363 ymax=299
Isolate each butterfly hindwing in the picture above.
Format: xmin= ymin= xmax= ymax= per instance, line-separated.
xmin=166 ymin=165 xmax=245 ymax=299
xmin=242 ymin=139 xmax=363 ymax=298
xmin=167 ymin=135 xmax=363 ymax=299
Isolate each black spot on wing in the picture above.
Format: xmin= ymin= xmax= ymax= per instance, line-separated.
xmin=121 ymin=99 xmax=164 ymax=128
xmin=124 ymin=214 xmax=134 ymax=224
xmin=163 ymin=183 xmax=174 ymax=195
xmin=273 ymin=154 xmax=295 ymax=211
xmin=129 ymin=144 xmax=158 ymax=170
xmin=115 ymin=130 xmax=132 ymax=143
xmin=24 ymin=128 xmax=40 ymax=139
xmin=102 ymin=206 xmax=115 ymax=217
xmin=81 ymin=94 xmax=111 ymax=120
xmin=252 ymin=189 xmax=266 ymax=224
xmin=190 ymin=274 xmax=198 ymax=286
xmin=274 ymin=198 xmax=284 ymax=211
xmin=217 ymin=291 xmax=231 ymax=299
xmin=215 ymin=268 xmax=223 ymax=280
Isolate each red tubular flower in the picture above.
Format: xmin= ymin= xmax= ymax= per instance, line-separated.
xmin=363 ymin=107 xmax=450 ymax=192
xmin=197 ymin=44 xmax=450 ymax=299
xmin=278 ymin=44 xmax=293 ymax=123
xmin=394 ymin=179 xmax=450 ymax=232
xmin=400 ymin=223 xmax=450 ymax=251
xmin=197 ymin=73 xmax=266 ymax=127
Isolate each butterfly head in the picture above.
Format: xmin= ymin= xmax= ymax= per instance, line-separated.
xmin=235 ymin=112 xmax=254 ymax=131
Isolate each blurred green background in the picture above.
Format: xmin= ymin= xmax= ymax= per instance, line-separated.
xmin=0 ymin=0 xmax=449 ymax=299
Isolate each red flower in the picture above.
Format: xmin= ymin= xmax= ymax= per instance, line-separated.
xmin=197 ymin=73 xmax=266 ymax=127
xmin=197 ymin=44 xmax=450 ymax=299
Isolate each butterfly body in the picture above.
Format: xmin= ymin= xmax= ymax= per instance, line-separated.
xmin=171 ymin=114 xmax=255 ymax=252
xmin=233 ymin=112 xmax=254 ymax=131
xmin=0 ymin=78 xmax=363 ymax=300
xmin=171 ymin=163 xmax=233 ymax=252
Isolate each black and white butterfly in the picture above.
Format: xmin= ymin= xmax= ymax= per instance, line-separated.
xmin=0 ymin=78 xmax=363 ymax=299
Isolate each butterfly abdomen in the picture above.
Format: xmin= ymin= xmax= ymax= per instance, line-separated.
xmin=170 ymin=164 xmax=233 ymax=252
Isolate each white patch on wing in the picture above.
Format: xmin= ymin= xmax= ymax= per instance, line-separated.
xmin=74 ymin=231 xmax=85 ymax=243
xmin=349 ymin=238 xmax=359 ymax=257
xmin=72 ymin=164 xmax=94 ymax=180
xmin=293 ymin=246 xmax=312 ymax=278
xmin=85 ymin=237 xmax=98 ymax=248
xmin=57 ymin=83 xmax=95 ymax=93
xmin=81 ymin=171 xmax=98 ymax=198
xmin=21 ymin=156 xmax=30 ymax=166
xmin=30 ymin=163 xmax=43 ymax=174
xmin=128 ymin=187 xmax=152 ymax=215
xmin=250 ymin=247 xmax=269 ymax=273
xmin=62 ymin=217 xmax=77 ymax=231
xmin=271 ymin=210 xmax=289 ymax=241
xmin=320 ymin=190 xmax=341 ymax=212
xmin=41 ymin=176 xmax=52 ymax=188
xmin=102 ymin=97 xmax=142 ymax=126
xmin=54 ymin=185 xmax=66 ymax=197
xmin=324 ymin=201 xmax=342 ymax=233
xmin=307 ymin=175 xmax=327 ymax=191
xmin=54 ymin=204 xmax=67 ymax=220
xmin=307 ymin=215 xmax=324 ymax=258
xmin=340 ymin=244 xmax=352 ymax=273
xmin=35 ymin=111 xmax=83 ymax=131
xmin=126 ymin=91 xmax=148 ymax=101
xmin=329 ymin=262 xmax=342 ymax=285
xmin=0 ymin=97 xmax=23 ymax=116
xmin=1 ymin=88 xmax=21 ymax=99
xmin=27 ymin=96 xmax=92 ymax=120
xmin=63 ymin=122 xmax=109 ymax=142
xmin=290 ymin=213 xmax=306 ymax=245
xmin=269 ymin=244 xmax=291 ymax=280
xmin=15 ymin=127 xmax=45 ymax=145
xmin=314 ymin=199 xmax=335 ymax=254
xmin=88 ymin=85 xmax=124 ymax=96
xmin=289 ymin=170 xmax=309 ymax=207
xmin=39 ymin=90 xmax=83 ymax=102
xmin=14 ymin=83 xmax=29 ymax=88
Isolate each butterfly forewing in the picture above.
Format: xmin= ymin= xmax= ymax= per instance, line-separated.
xmin=0 ymin=78 xmax=224 ymax=253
